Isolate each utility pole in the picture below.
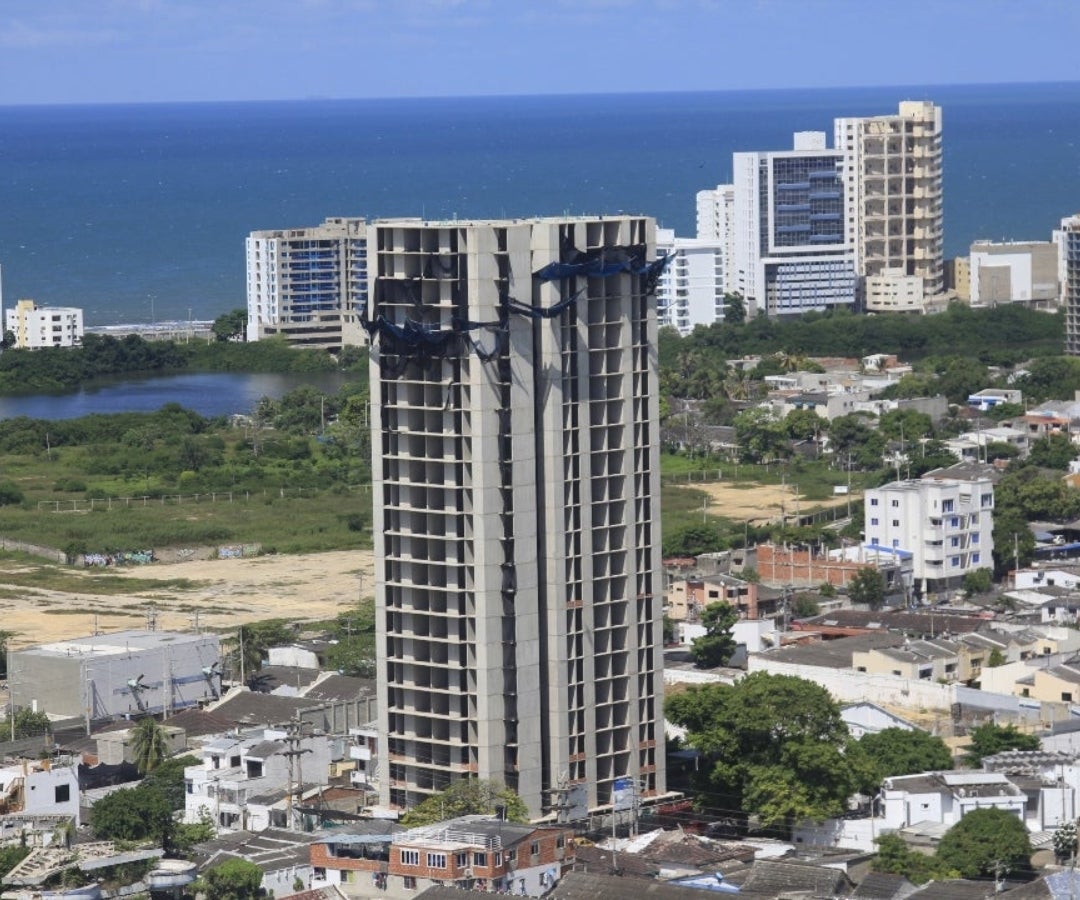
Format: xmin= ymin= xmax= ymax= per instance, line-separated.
xmin=282 ymin=719 xmax=312 ymax=831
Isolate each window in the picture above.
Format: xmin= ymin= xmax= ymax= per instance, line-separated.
xmin=972 ymin=533 xmax=980 ymax=544
xmin=427 ymin=853 xmax=446 ymax=869
xmin=401 ymin=850 xmax=419 ymax=866
xmin=891 ymin=499 xmax=899 ymax=507
xmin=455 ymin=853 xmax=468 ymax=867
xmin=1064 ymin=692 xmax=1074 ymax=703
xmin=892 ymin=519 xmax=899 ymax=527
xmin=972 ymin=553 xmax=980 ymax=564
xmin=950 ymin=536 xmax=959 ymax=547
xmin=892 ymin=539 xmax=900 ymax=548
xmin=950 ymin=517 xmax=960 ymax=527
xmin=871 ymin=517 xmax=879 ymax=526
xmin=951 ymin=557 xmax=961 ymax=567
xmin=870 ymin=498 xmax=879 ymax=506
xmin=473 ymin=852 xmax=487 ymax=867
xmin=943 ymin=499 xmax=955 ymax=512
xmin=55 ymin=784 xmax=70 ymax=803
xmin=530 ymin=842 xmax=540 ymax=857
xmin=403 ymin=876 xmax=417 ymax=890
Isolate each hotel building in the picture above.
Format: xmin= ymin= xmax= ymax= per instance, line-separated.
xmin=732 ymin=132 xmax=856 ymax=316
xmin=245 ymin=216 xmax=368 ymax=350
xmin=367 ymin=216 xmax=666 ymax=819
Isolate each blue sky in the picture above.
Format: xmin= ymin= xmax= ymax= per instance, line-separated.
xmin=1 ymin=0 xmax=1077 ymax=105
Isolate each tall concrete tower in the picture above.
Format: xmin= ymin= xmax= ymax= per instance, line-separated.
xmin=366 ymin=216 xmax=667 ymax=819
xmin=835 ymin=101 xmax=944 ymax=297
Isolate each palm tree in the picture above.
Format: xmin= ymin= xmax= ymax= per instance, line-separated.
xmin=131 ymin=717 xmax=169 ymax=775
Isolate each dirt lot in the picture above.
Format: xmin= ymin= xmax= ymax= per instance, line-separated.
xmin=676 ymin=480 xmax=850 ymax=525
xmin=0 ymin=550 xmax=374 ymax=648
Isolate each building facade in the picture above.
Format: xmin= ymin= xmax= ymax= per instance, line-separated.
xmin=732 ymin=132 xmax=856 ymax=316
xmin=864 ymin=477 xmax=994 ymax=597
xmin=368 ymin=216 xmax=666 ymax=819
xmin=695 ymin=184 xmax=738 ymax=295
xmin=4 ymin=299 xmax=83 ymax=349
xmin=9 ymin=630 xmax=221 ymax=722
xmin=969 ymin=240 xmax=1059 ymax=308
xmin=245 ymin=216 xmax=368 ymax=350
xmin=654 ymin=229 xmax=725 ymax=334
xmin=1062 ymin=215 xmax=1080 ymax=355
xmin=835 ymin=101 xmax=944 ymax=298
xmin=863 ymin=267 xmax=925 ymax=313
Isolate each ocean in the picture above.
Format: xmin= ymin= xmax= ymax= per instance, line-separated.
xmin=1 ymin=82 xmax=1078 ymax=326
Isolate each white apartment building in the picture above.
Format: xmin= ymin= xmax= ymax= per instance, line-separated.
xmin=732 ymin=132 xmax=856 ymax=317
xmin=4 ymin=299 xmax=83 ymax=349
xmin=655 ymin=228 xmax=725 ymax=334
xmin=864 ymin=476 xmax=994 ymax=596
xmin=969 ymin=240 xmax=1059 ymax=308
xmin=367 ymin=216 xmax=666 ymax=819
xmin=1060 ymin=214 xmax=1080 ymax=356
xmin=864 ymin=267 xmax=925 ymax=313
xmin=246 ymin=216 xmax=368 ymax=350
xmin=696 ymin=184 xmax=738 ymax=295
xmin=835 ymin=101 xmax=944 ymax=297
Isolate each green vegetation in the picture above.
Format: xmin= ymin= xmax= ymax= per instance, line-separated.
xmin=847 ymin=567 xmax=887 ymax=609
xmin=131 ymin=718 xmax=169 ymax=775
xmin=199 ymin=859 xmax=263 ymax=900
xmin=690 ymin=602 xmax=738 ymax=668
xmin=0 ymin=333 xmax=362 ymax=395
xmin=856 ymin=728 xmax=952 ymax=785
xmin=964 ymin=723 xmax=1039 ymax=765
xmin=666 ymin=672 xmax=871 ymax=831
xmin=936 ymin=808 xmax=1032 ymax=878
xmin=399 ymin=779 xmax=530 ymax=827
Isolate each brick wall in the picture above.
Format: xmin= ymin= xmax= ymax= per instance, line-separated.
xmin=756 ymin=544 xmax=872 ymax=588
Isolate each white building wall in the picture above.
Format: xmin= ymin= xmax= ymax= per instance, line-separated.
xmin=655 ymin=229 xmax=724 ymax=334
xmin=864 ymin=478 xmax=994 ymax=592
xmin=4 ymin=301 xmax=84 ymax=349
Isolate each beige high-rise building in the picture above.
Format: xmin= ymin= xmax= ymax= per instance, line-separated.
xmin=835 ymin=101 xmax=944 ymax=297
xmin=1062 ymin=214 xmax=1080 ymax=356
xmin=367 ymin=216 xmax=666 ymax=820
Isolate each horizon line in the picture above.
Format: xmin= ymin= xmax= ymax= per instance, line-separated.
xmin=3 ymin=78 xmax=1079 ymax=110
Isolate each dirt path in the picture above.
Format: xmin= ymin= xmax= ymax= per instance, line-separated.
xmin=0 ymin=550 xmax=374 ymax=648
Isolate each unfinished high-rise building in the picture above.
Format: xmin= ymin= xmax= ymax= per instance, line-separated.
xmin=366 ymin=216 xmax=667 ymax=819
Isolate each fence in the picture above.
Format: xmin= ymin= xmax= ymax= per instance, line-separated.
xmin=35 ymin=484 xmax=372 ymax=513
xmin=0 ymin=536 xmax=65 ymax=563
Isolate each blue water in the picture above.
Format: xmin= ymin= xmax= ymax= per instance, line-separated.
xmin=1 ymin=83 xmax=1078 ymax=326
xmin=0 ymin=372 xmax=351 ymax=421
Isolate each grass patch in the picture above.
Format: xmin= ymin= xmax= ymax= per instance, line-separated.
xmin=0 ymin=560 xmax=207 ymax=595
xmin=41 ymin=607 xmax=143 ymax=617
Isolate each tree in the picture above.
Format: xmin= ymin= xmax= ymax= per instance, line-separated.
xmin=92 ymin=785 xmax=173 ymax=843
xmin=1028 ymin=433 xmax=1079 ymax=470
xmin=201 ymin=858 xmax=263 ymax=900
xmin=0 ymin=482 xmax=24 ymax=506
xmin=962 ymin=568 xmax=993 ymax=597
xmin=733 ymin=408 xmax=789 ymax=463
xmin=873 ymin=833 xmax=951 ymax=884
xmin=131 ymin=717 xmax=170 ymax=775
xmin=11 ymin=708 xmax=50 ymax=739
xmin=665 ymin=672 xmax=869 ymax=829
xmin=965 ymin=723 xmax=1039 ymax=765
xmin=857 ymin=728 xmax=952 ymax=786
xmin=723 ymin=292 xmax=746 ymax=326
xmin=690 ymin=602 xmax=738 ymax=669
xmin=784 ymin=409 xmax=825 ymax=442
xmin=848 ymin=567 xmax=887 ymax=610
xmin=936 ymin=808 xmax=1032 ymax=879
xmin=400 ymin=779 xmax=529 ymax=827
xmin=211 ymin=308 xmax=247 ymax=343
xmin=1053 ymin=820 xmax=1077 ymax=864
xmin=790 ymin=594 xmax=820 ymax=618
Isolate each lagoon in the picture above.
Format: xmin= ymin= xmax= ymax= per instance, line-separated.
xmin=0 ymin=371 xmax=354 ymax=421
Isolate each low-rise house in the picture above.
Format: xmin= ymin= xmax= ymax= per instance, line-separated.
xmin=665 ymin=575 xmax=779 ymax=623
xmin=840 ymin=702 xmax=918 ymax=738
xmin=311 ymin=816 xmax=574 ymax=897
xmin=184 ymin=728 xmax=335 ymax=832
xmin=882 ymin=771 xmax=1026 ymax=832
xmin=195 ymin=828 xmax=315 ymax=898
xmin=852 ymin=640 xmax=962 ymax=683
xmin=0 ymin=761 xmax=80 ymax=825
